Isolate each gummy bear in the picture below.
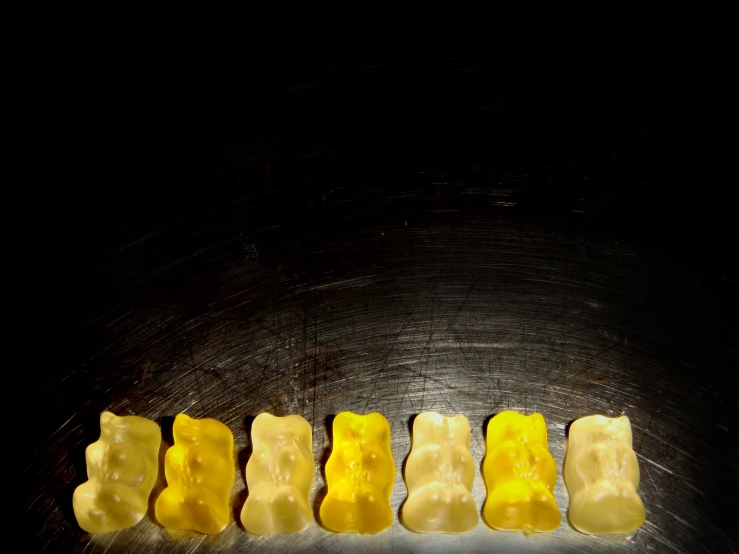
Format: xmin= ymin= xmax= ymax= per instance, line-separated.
xmin=482 ymin=411 xmax=560 ymax=535
xmin=240 ymin=413 xmax=314 ymax=534
xmin=402 ymin=412 xmax=477 ymax=533
xmin=319 ymin=412 xmax=396 ymax=534
xmin=154 ymin=414 xmax=235 ymax=534
xmin=564 ymin=414 xmax=646 ymax=534
xmin=73 ymin=411 xmax=161 ymax=533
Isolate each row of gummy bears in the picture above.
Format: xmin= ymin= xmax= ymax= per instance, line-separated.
xmin=73 ymin=410 xmax=646 ymax=537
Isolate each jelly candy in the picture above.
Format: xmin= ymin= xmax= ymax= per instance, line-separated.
xmin=73 ymin=411 xmax=161 ymax=533
xmin=482 ymin=411 xmax=560 ymax=535
xmin=240 ymin=413 xmax=314 ymax=534
xmin=402 ymin=412 xmax=477 ymax=533
xmin=154 ymin=414 xmax=235 ymax=534
xmin=564 ymin=414 xmax=646 ymax=534
xmin=319 ymin=412 xmax=396 ymax=533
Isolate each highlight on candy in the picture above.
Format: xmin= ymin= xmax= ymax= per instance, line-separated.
xmin=72 ymin=410 xmax=646 ymax=536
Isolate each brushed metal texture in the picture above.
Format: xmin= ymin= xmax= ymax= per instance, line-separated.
xmin=22 ymin=196 xmax=738 ymax=552
xmin=19 ymin=55 xmax=738 ymax=553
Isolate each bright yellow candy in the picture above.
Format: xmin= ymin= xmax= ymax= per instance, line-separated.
xmin=240 ymin=413 xmax=314 ymax=534
xmin=564 ymin=415 xmax=646 ymax=534
xmin=402 ymin=412 xmax=477 ymax=533
xmin=154 ymin=414 xmax=235 ymax=534
xmin=73 ymin=411 xmax=161 ymax=533
xmin=482 ymin=411 xmax=560 ymax=535
xmin=319 ymin=412 xmax=395 ymax=534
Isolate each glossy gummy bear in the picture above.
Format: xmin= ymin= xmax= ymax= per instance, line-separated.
xmin=154 ymin=414 xmax=235 ymax=534
xmin=564 ymin=414 xmax=646 ymax=534
xmin=402 ymin=412 xmax=477 ymax=533
xmin=319 ymin=412 xmax=396 ymax=534
xmin=482 ymin=411 xmax=560 ymax=535
xmin=73 ymin=411 xmax=161 ymax=533
xmin=240 ymin=413 xmax=314 ymax=534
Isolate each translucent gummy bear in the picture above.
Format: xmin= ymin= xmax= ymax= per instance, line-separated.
xmin=73 ymin=411 xmax=161 ymax=533
xmin=319 ymin=412 xmax=396 ymax=534
xmin=402 ymin=412 xmax=477 ymax=533
xmin=482 ymin=411 xmax=560 ymax=535
xmin=154 ymin=414 xmax=235 ymax=534
xmin=564 ymin=414 xmax=646 ymax=534
xmin=240 ymin=413 xmax=314 ymax=534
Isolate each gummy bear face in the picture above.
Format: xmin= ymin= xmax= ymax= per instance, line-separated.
xmin=87 ymin=442 xmax=152 ymax=487
xmin=251 ymin=413 xmax=309 ymax=447
xmin=575 ymin=443 xmax=640 ymax=487
xmin=412 ymin=413 xmax=471 ymax=450
xmin=98 ymin=412 xmax=160 ymax=446
xmin=331 ymin=437 xmax=394 ymax=486
xmin=173 ymin=414 xmax=233 ymax=453
xmin=250 ymin=413 xmax=313 ymax=480
xmin=486 ymin=411 xmax=548 ymax=448
xmin=411 ymin=444 xmax=473 ymax=485
xmin=487 ymin=442 xmax=557 ymax=488
xmin=574 ymin=415 xmax=633 ymax=448
xmin=333 ymin=412 xmax=390 ymax=447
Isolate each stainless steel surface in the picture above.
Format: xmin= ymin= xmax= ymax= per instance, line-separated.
xmin=22 ymin=202 xmax=738 ymax=552
xmin=19 ymin=54 xmax=737 ymax=553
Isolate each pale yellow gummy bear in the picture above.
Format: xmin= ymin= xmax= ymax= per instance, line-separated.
xmin=564 ymin=414 xmax=646 ymax=534
xmin=154 ymin=414 xmax=235 ymax=534
xmin=402 ymin=412 xmax=477 ymax=533
xmin=240 ymin=413 xmax=314 ymax=534
xmin=73 ymin=411 xmax=161 ymax=533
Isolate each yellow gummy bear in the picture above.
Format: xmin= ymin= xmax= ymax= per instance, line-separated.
xmin=73 ymin=411 xmax=161 ymax=533
xmin=240 ymin=413 xmax=314 ymax=534
xmin=319 ymin=412 xmax=396 ymax=534
xmin=482 ymin=411 xmax=560 ymax=535
xmin=402 ymin=412 xmax=477 ymax=533
xmin=154 ymin=414 xmax=235 ymax=534
xmin=564 ymin=414 xmax=646 ymax=534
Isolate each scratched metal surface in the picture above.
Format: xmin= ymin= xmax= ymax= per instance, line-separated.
xmin=20 ymin=57 xmax=738 ymax=553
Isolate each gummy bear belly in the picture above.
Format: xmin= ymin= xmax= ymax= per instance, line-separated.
xmin=73 ymin=480 xmax=147 ymax=533
xmin=569 ymin=479 xmax=646 ymax=534
xmin=242 ymin=483 xmax=312 ymax=534
xmin=156 ymin=486 xmax=228 ymax=534
xmin=320 ymin=485 xmax=392 ymax=534
xmin=483 ymin=480 xmax=560 ymax=533
xmin=403 ymin=482 xmax=477 ymax=533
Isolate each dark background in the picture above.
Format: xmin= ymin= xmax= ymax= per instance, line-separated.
xmin=16 ymin=14 xmax=738 ymax=552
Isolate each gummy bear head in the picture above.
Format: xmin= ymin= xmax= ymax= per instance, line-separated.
xmin=412 ymin=412 xmax=471 ymax=449
xmin=573 ymin=415 xmax=633 ymax=447
xmin=333 ymin=412 xmax=390 ymax=446
xmin=486 ymin=411 xmax=548 ymax=448
xmin=173 ymin=413 xmax=233 ymax=452
xmin=251 ymin=413 xmax=312 ymax=449
xmin=98 ymin=411 xmax=160 ymax=445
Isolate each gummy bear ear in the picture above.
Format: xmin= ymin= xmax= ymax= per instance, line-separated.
xmin=413 ymin=413 xmax=457 ymax=446
xmin=174 ymin=413 xmax=195 ymax=429
xmin=448 ymin=414 xmax=471 ymax=440
xmin=366 ymin=413 xmax=391 ymax=441
xmin=251 ymin=413 xmax=272 ymax=436
xmin=331 ymin=412 xmax=352 ymax=437
xmin=99 ymin=411 xmax=116 ymax=426
xmin=172 ymin=414 xmax=205 ymax=444
xmin=610 ymin=416 xmax=633 ymax=445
